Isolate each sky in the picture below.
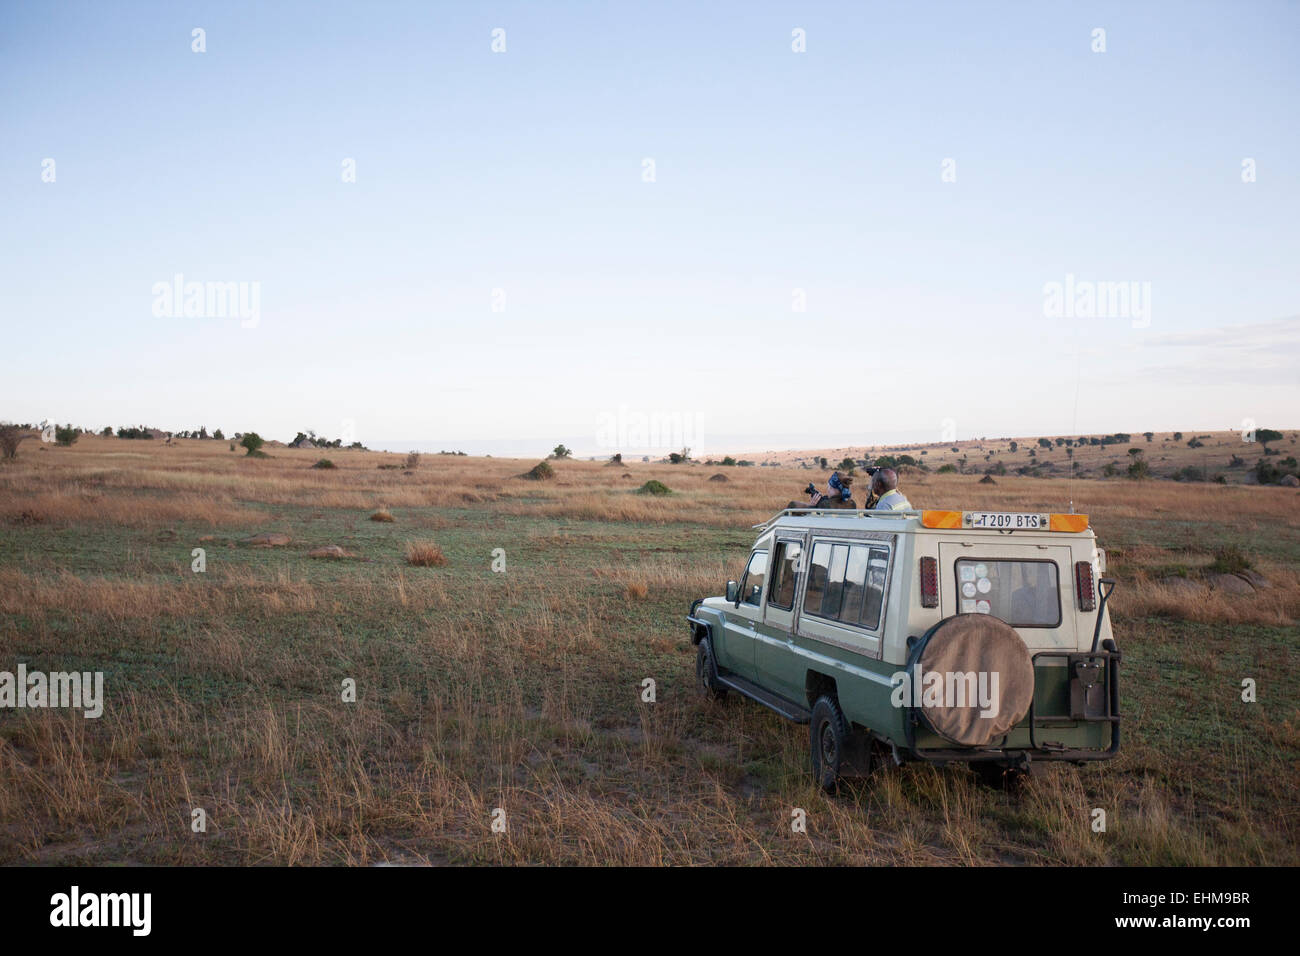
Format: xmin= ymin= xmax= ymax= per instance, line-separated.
xmin=2 ymin=0 xmax=1297 ymax=457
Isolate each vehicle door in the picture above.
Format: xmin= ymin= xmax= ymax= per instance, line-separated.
xmin=718 ymin=548 xmax=767 ymax=680
xmin=754 ymin=535 xmax=805 ymax=700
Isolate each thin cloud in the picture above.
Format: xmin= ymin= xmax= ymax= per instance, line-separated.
xmin=1139 ymin=316 xmax=1300 ymax=354
xmin=1101 ymin=316 xmax=1300 ymax=388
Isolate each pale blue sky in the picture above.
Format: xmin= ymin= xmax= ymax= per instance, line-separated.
xmin=2 ymin=1 xmax=1297 ymax=456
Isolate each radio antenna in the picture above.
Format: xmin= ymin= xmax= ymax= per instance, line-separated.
xmin=1067 ymin=330 xmax=1082 ymax=515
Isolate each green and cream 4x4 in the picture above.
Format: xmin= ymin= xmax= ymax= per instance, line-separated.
xmin=687 ymin=507 xmax=1120 ymax=791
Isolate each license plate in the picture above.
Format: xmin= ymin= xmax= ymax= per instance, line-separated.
xmin=968 ymin=511 xmax=1044 ymax=529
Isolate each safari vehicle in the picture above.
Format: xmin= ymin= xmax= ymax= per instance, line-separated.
xmin=686 ymin=507 xmax=1120 ymax=790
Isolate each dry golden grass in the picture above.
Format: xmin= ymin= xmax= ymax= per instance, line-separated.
xmin=405 ymin=541 xmax=447 ymax=567
xmin=0 ymin=435 xmax=1296 ymax=866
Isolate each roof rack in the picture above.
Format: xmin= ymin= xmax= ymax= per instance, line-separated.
xmin=752 ymin=508 xmax=920 ymax=532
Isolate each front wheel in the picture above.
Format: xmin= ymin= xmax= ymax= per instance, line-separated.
xmin=810 ymin=696 xmax=850 ymax=793
xmin=696 ymin=637 xmax=727 ymax=701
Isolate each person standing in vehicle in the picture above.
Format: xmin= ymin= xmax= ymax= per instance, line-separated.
xmin=870 ymin=468 xmax=911 ymax=510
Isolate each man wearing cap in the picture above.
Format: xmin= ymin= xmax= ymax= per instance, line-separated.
xmin=870 ymin=468 xmax=912 ymax=510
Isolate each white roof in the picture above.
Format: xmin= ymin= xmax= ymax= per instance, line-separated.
xmin=754 ymin=508 xmax=921 ymax=534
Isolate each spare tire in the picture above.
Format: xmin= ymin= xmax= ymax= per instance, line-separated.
xmin=911 ymin=614 xmax=1035 ymax=747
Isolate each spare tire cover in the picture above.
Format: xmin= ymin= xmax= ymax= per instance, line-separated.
xmin=914 ymin=614 xmax=1035 ymax=747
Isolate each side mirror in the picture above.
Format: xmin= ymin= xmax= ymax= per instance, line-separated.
xmin=725 ymin=580 xmax=739 ymax=604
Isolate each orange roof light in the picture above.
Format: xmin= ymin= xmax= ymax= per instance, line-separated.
xmin=920 ymin=510 xmax=963 ymax=529
xmin=1050 ymin=513 xmax=1089 ymax=532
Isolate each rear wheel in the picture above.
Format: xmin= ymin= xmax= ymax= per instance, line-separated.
xmin=973 ymin=761 xmax=1035 ymax=793
xmin=810 ymin=696 xmax=850 ymax=793
xmin=695 ymin=637 xmax=727 ymax=701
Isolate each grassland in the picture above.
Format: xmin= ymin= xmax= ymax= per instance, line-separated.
xmin=1 ymin=436 xmax=1297 ymax=865
xmin=726 ymin=428 xmax=1299 ymax=485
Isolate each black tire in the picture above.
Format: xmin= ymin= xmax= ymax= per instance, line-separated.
xmin=973 ymin=761 xmax=1034 ymax=793
xmin=696 ymin=637 xmax=727 ymax=701
xmin=810 ymin=695 xmax=849 ymax=793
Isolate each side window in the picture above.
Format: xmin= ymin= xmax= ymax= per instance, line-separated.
xmin=840 ymin=545 xmax=870 ymax=622
xmin=767 ymin=540 xmax=802 ymax=610
xmin=860 ymin=546 xmax=890 ymax=630
xmin=803 ymin=541 xmax=892 ymax=630
xmin=740 ymin=551 xmax=767 ymax=607
xmin=822 ymin=544 xmax=849 ymax=618
xmin=803 ymin=542 xmax=831 ymax=615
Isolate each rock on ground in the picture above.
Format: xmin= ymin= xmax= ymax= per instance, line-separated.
xmin=1207 ymin=573 xmax=1256 ymax=595
xmin=308 ymin=545 xmax=352 ymax=559
xmin=241 ymin=532 xmax=291 ymax=547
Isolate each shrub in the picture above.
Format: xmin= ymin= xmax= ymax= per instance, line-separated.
xmin=370 ymin=508 xmax=395 ymax=522
xmin=54 ymin=425 xmax=79 ymax=447
xmin=1209 ymin=545 xmax=1253 ymax=575
xmin=312 ymin=459 xmax=336 ymax=469
xmin=937 ymin=463 xmax=957 ymax=474
xmin=1173 ymin=466 xmax=1204 ymax=482
xmin=405 ymin=541 xmax=447 ymax=567
xmin=1102 ymin=463 xmax=1117 ymax=477
xmin=0 ymin=425 xmax=32 ymax=460
xmin=240 ymin=432 xmax=265 ymax=456
xmin=101 ymin=426 xmax=113 ymax=437
xmin=213 ymin=428 xmax=224 ymax=440
xmin=525 ymin=461 xmax=554 ymax=480
xmin=551 ymin=444 xmax=572 ymax=459
xmin=1127 ymin=459 xmax=1150 ymax=480
xmin=1254 ymin=458 xmax=1281 ymax=484
xmin=636 ymin=479 xmax=671 ymax=496
xmin=721 ymin=456 xmax=737 ymax=466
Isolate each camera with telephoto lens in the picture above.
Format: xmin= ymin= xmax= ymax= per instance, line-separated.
xmin=864 ymin=466 xmax=879 ymax=476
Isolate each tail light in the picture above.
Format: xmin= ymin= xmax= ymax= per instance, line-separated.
xmin=920 ymin=556 xmax=939 ymax=608
xmin=1075 ymin=560 xmax=1097 ymax=611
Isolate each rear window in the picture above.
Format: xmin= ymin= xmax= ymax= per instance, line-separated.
xmin=955 ymin=558 xmax=1060 ymax=627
